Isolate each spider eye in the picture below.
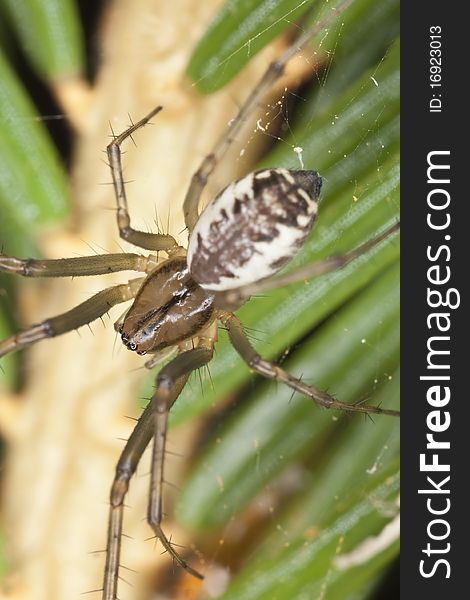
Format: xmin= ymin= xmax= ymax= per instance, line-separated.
xmin=121 ymin=332 xmax=137 ymax=351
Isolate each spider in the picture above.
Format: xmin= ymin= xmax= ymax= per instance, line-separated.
xmin=0 ymin=9 xmax=399 ymax=600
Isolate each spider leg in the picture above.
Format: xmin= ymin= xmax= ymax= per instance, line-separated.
xmin=103 ymin=372 xmax=190 ymax=600
xmin=0 ymin=278 xmax=143 ymax=359
xmin=214 ymin=222 xmax=400 ymax=309
xmin=221 ymin=312 xmax=399 ymax=417
xmin=143 ymin=346 xmax=177 ymax=370
xmin=182 ymin=0 xmax=353 ymax=234
xmin=103 ymin=343 xmax=213 ymax=600
xmin=0 ymin=252 xmax=158 ymax=277
xmin=147 ymin=342 xmax=214 ymax=577
xmin=106 ymin=107 xmax=182 ymax=254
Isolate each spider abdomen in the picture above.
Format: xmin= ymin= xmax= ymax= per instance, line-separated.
xmin=187 ymin=168 xmax=322 ymax=291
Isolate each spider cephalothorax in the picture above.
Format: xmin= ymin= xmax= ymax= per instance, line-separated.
xmin=119 ymin=256 xmax=215 ymax=355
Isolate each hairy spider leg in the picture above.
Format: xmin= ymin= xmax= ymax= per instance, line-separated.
xmin=102 ymin=373 xmax=188 ymax=600
xmin=0 ymin=252 xmax=156 ymax=278
xmin=103 ymin=342 xmax=214 ymax=600
xmin=214 ymin=221 xmax=400 ymax=308
xmin=0 ymin=278 xmax=144 ymax=359
xmin=182 ymin=0 xmax=354 ymax=235
xmin=221 ymin=312 xmax=400 ymax=418
xmin=107 ymin=107 xmax=183 ymax=254
xmin=147 ymin=343 xmax=214 ymax=576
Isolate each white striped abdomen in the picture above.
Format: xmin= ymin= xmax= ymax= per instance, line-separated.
xmin=187 ymin=168 xmax=322 ymax=291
